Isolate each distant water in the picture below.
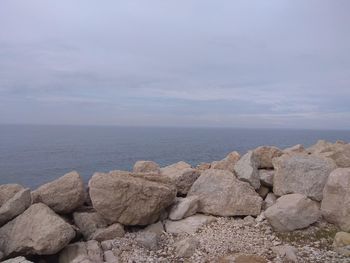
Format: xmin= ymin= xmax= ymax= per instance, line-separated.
xmin=0 ymin=124 xmax=349 ymax=188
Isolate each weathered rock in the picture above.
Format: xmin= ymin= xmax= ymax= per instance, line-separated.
xmin=234 ymin=151 xmax=260 ymax=189
xmin=217 ymin=254 xmax=267 ymax=263
xmin=258 ymin=169 xmax=274 ymax=187
xmin=196 ymin=162 xmax=211 ymax=171
xmin=271 ymin=245 xmax=298 ymax=263
xmin=32 ymin=171 xmax=85 ymax=214
xmin=58 ymin=240 xmax=103 ymax=263
xmin=263 ymin=193 xmax=277 ymax=210
xmin=333 ymin=232 xmax=350 ymax=256
xmin=89 ymin=171 xmax=176 ymax=225
xmin=283 ymin=144 xmax=305 ymax=154
xmin=0 ymin=203 xmax=75 ymax=258
xmin=188 ymin=169 xmax=262 ymax=216
xmin=175 ymin=237 xmax=199 ymax=258
xmin=273 ymin=154 xmax=336 ymax=201
xmin=211 ymin=151 xmax=240 ymax=172
xmin=90 ymin=223 xmax=125 ymax=242
xmin=161 ymin=162 xmax=200 ymax=195
xmin=257 ymin=186 xmax=270 ymax=199
xmin=1 ymin=257 xmax=34 ymax=263
xmin=104 ymin=250 xmax=119 ymax=263
xmin=254 ymin=146 xmax=283 ymax=169
xmin=164 ymin=214 xmax=216 ymax=234
xmin=169 ymin=196 xmax=199 ymax=220
xmin=0 ymin=188 xmax=31 ymax=226
xmin=265 ymin=194 xmax=320 ymax=232
xmin=144 ymin=221 xmax=164 ymax=236
xmin=73 ymin=211 xmax=108 ymax=240
xmin=135 ymin=231 xmax=159 ymax=250
xmin=307 ymin=140 xmax=334 ymax=154
xmin=321 ymin=168 xmax=350 ymax=231
xmin=0 ymin=184 xmax=24 ymax=206
xmin=133 ymin=160 xmax=160 ymax=174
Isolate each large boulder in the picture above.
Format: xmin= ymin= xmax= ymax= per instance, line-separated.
xmin=58 ymin=240 xmax=103 ymax=263
xmin=211 ymin=151 xmax=240 ymax=172
xmin=168 ymin=196 xmax=199 ymax=220
xmin=0 ymin=203 xmax=75 ymax=258
xmin=233 ymin=151 xmax=260 ymax=189
xmin=165 ymin=214 xmax=216 ymax=234
xmin=321 ymin=168 xmax=350 ymax=231
xmin=160 ymin=162 xmax=200 ymax=195
xmin=272 ymin=154 xmax=336 ymax=201
xmin=265 ymin=194 xmax=320 ymax=232
xmin=133 ymin=160 xmax=160 ymax=174
xmin=0 ymin=188 xmax=31 ymax=226
xmin=73 ymin=211 xmax=108 ymax=240
xmin=32 ymin=171 xmax=85 ymax=214
xmin=253 ymin=146 xmax=283 ymax=169
xmin=0 ymin=184 xmax=25 ymax=206
xmin=188 ymin=169 xmax=262 ymax=216
xmin=89 ymin=171 xmax=176 ymax=225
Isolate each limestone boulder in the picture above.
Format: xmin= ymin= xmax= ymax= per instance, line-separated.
xmin=58 ymin=240 xmax=103 ymax=263
xmin=165 ymin=214 xmax=216 ymax=235
xmin=258 ymin=169 xmax=274 ymax=187
xmin=0 ymin=184 xmax=25 ymax=206
xmin=253 ymin=146 xmax=283 ymax=169
xmin=0 ymin=203 xmax=75 ymax=258
xmin=233 ymin=151 xmax=260 ymax=189
xmin=0 ymin=188 xmax=31 ymax=226
xmin=265 ymin=194 xmax=320 ymax=232
xmin=188 ymin=169 xmax=262 ymax=216
xmin=321 ymin=168 xmax=350 ymax=231
xmin=211 ymin=151 xmax=240 ymax=172
xmin=273 ymin=154 xmax=336 ymax=201
xmin=89 ymin=171 xmax=176 ymax=225
xmin=169 ymin=196 xmax=199 ymax=220
xmin=133 ymin=160 xmax=160 ymax=174
xmin=32 ymin=171 xmax=85 ymax=214
xmin=161 ymin=162 xmax=200 ymax=195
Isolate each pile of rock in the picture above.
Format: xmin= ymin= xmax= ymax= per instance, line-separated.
xmin=0 ymin=139 xmax=349 ymax=262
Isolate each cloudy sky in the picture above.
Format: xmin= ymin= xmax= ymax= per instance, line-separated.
xmin=0 ymin=1 xmax=349 ymax=129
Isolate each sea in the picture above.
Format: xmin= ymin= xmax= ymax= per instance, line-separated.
xmin=0 ymin=124 xmax=349 ymax=188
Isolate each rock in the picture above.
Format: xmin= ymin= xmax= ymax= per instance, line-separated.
xmin=175 ymin=237 xmax=199 ymax=258
xmin=90 ymin=223 xmax=125 ymax=242
xmin=89 ymin=171 xmax=176 ymax=225
xmin=283 ymin=144 xmax=305 ymax=154
xmin=164 ymin=214 xmax=216 ymax=234
xmin=32 ymin=171 xmax=85 ymax=214
xmin=196 ymin=162 xmax=211 ymax=171
xmin=135 ymin=231 xmax=159 ymax=250
xmin=133 ymin=160 xmax=160 ymax=174
xmin=265 ymin=194 xmax=320 ymax=232
xmin=0 ymin=203 xmax=75 ymax=258
xmin=321 ymin=168 xmax=350 ymax=231
xmin=254 ymin=146 xmax=283 ymax=169
xmin=272 ymin=154 xmax=336 ymax=201
xmin=161 ymin=162 xmax=200 ymax=195
xmin=307 ymin=140 xmax=334 ymax=154
xmin=144 ymin=221 xmax=164 ymax=236
xmin=100 ymin=240 xmax=114 ymax=251
xmin=1 ymin=257 xmax=34 ymax=263
xmin=0 ymin=188 xmax=31 ymax=226
xmin=211 ymin=151 xmax=240 ymax=172
xmin=258 ymin=169 xmax=274 ymax=187
xmin=73 ymin=211 xmax=108 ymax=240
xmin=257 ymin=186 xmax=270 ymax=199
xmin=169 ymin=196 xmax=199 ymax=220
xmin=0 ymin=184 xmax=25 ymax=206
xmin=217 ymin=254 xmax=267 ymax=263
xmin=104 ymin=250 xmax=119 ymax=263
xmin=233 ymin=151 xmax=260 ymax=189
xmin=188 ymin=169 xmax=262 ymax=216
xmin=58 ymin=240 xmax=103 ymax=263
xmin=271 ymin=245 xmax=298 ymax=262
xmin=263 ymin=193 xmax=277 ymax=210
xmin=333 ymin=232 xmax=350 ymax=256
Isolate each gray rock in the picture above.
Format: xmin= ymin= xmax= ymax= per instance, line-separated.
xmin=133 ymin=160 xmax=160 ymax=174
xmin=188 ymin=169 xmax=262 ymax=216
xmin=32 ymin=171 xmax=85 ymax=214
xmin=333 ymin=231 xmax=350 ymax=256
xmin=253 ymin=146 xmax=283 ymax=169
xmin=321 ymin=168 xmax=350 ymax=231
xmin=0 ymin=184 xmax=24 ymax=206
xmin=211 ymin=151 xmax=240 ymax=172
xmin=104 ymin=250 xmax=119 ymax=263
xmin=258 ymin=169 xmax=274 ymax=187
xmin=263 ymin=193 xmax=277 ymax=210
xmin=265 ymin=194 xmax=320 ymax=232
xmin=0 ymin=203 xmax=75 ymax=258
xmin=90 ymin=223 xmax=125 ymax=242
xmin=89 ymin=171 xmax=176 ymax=225
xmin=169 ymin=196 xmax=199 ymax=220
xmin=234 ymin=151 xmax=260 ymax=189
xmin=272 ymin=245 xmax=298 ymax=262
xmin=144 ymin=221 xmax=164 ymax=236
xmin=257 ymin=186 xmax=270 ymax=199
xmin=135 ymin=231 xmax=159 ymax=250
xmin=175 ymin=237 xmax=199 ymax=258
xmin=164 ymin=214 xmax=216 ymax=234
xmin=1 ymin=257 xmax=34 ymax=263
xmin=73 ymin=211 xmax=108 ymax=240
xmin=0 ymin=188 xmax=31 ymax=226
xmin=58 ymin=240 xmax=103 ymax=263
xmin=273 ymin=154 xmax=336 ymax=201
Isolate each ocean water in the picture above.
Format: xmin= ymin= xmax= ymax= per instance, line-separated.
xmin=0 ymin=124 xmax=349 ymax=188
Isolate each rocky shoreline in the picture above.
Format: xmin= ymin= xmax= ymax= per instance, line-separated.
xmin=0 ymin=140 xmax=350 ymax=263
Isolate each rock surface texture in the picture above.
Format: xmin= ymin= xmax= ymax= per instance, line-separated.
xmin=233 ymin=151 xmax=260 ymax=189
xmin=210 ymin=151 xmax=240 ymax=172
xmin=168 ymin=196 xmax=199 ymax=220
xmin=253 ymin=146 xmax=283 ymax=169
xmin=133 ymin=160 xmax=161 ymax=174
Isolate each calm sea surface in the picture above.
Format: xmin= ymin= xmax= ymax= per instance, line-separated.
xmin=0 ymin=125 xmax=349 ymax=188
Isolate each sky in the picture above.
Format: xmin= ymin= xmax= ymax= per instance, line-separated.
xmin=0 ymin=0 xmax=350 ymax=129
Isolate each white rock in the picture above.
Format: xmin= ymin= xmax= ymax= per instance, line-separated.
xmin=169 ymin=196 xmax=199 ymax=220
xmin=234 ymin=151 xmax=260 ymax=189
xmin=1 ymin=257 xmax=33 ymax=263
xmin=164 ymin=214 xmax=216 ymax=234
